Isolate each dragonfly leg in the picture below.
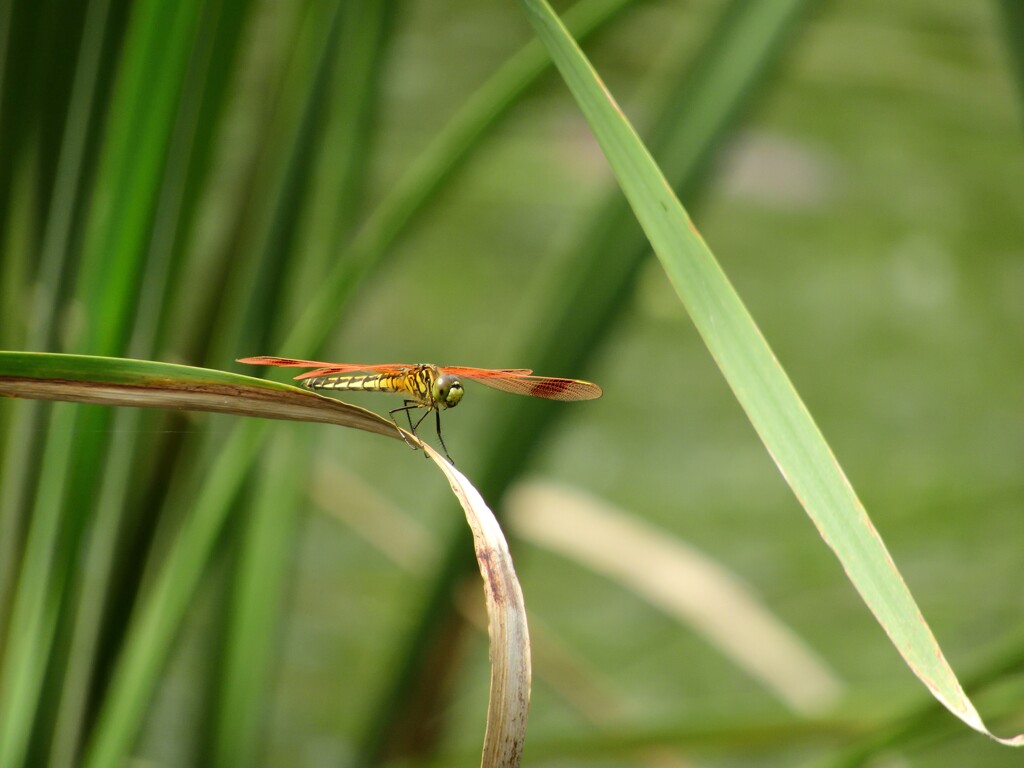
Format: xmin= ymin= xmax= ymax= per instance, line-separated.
xmin=412 ymin=407 xmax=432 ymax=433
xmin=401 ymin=400 xmax=417 ymax=431
xmin=388 ymin=404 xmax=423 ymax=451
xmin=412 ymin=408 xmax=434 ymax=460
xmin=433 ymin=407 xmax=454 ymax=464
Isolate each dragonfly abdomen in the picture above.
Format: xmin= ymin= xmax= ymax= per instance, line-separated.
xmin=303 ymin=366 xmax=436 ymax=404
xmin=304 ymin=372 xmax=407 ymax=394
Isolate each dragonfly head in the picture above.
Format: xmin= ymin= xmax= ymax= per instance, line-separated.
xmin=434 ymin=374 xmax=464 ymax=409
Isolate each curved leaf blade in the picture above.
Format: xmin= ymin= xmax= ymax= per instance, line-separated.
xmin=517 ymin=0 xmax=1023 ymax=746
xmin=425 ymin=444 xmax=531 ymax=768
xmin=0 ymin=351 xmax=398 ymax=439
xmin=0 ymin=351 xmax=532 ymax=764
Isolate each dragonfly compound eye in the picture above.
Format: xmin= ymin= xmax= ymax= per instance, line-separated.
xmin=436 ymin=375 xmax=464 ymax=408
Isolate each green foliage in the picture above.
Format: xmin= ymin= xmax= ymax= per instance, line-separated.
xmin=0 ymin=0 xmax=1022 ymax=766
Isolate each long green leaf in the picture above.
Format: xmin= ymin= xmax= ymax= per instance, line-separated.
xmin=0 ymin=144 xmax=37 ymax=641
xmin=0 ymin=1 xmax=208 ymax=763
xmin=80 ymin=4 xmax=352 ymax=762
xmin=0 ymin=0 xmax=111 ymax=680
xmin=47 ymin=3 xmax=257 ymax=764
xmin=211 ymin=430 xmax=302 ymax=768
xmin=0 ymin=401 xmax=73 ymax=768
xmin=518 ymin=0 xmax=1024 ymax=747
xmin=0 ymin=352 xmax=398 ymax=439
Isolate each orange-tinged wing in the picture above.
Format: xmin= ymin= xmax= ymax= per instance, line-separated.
xmin=239 ymin=358 xmax=602 ymax=399
xmin=237 ymin=356 xmax=414 ymax=380
xmin=442 ymin=366 xmax=534 ymax=377
xmin=444 ymin=367 xmax=602 ymax=401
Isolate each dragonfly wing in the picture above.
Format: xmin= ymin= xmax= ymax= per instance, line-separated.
xmin=238 ymin=357 xmax=413 ymax=380
xmin=291 ymin=365 xmax=414 ymax=381
xmin=239 ymin=356 xmax=347 ymax=368
xmin=458 ymin=371 xmax=602 ymax=401
xmin=442 ymin=367 xmax=533 ymax=377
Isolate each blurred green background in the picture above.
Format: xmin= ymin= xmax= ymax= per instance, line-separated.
xmin=0 ymin=0 xmax=1022 ymax=766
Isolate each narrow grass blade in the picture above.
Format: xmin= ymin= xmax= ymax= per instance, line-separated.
xmin=0 ymin=402 xmax=74 ymax=768
xmin=212 ymin=429 xmax=302 ymax=768
xmin=518 ymin=0 xmax=1024 ymax=746
xmin=424 ymin=445 xmax=531 ymax=768
xmin=0 ymin=147 xmax=32 ymax=353
xmin=283 ymin=2 xmax=394 ymax=319
xmin=47 ymin=3 xmax=253 ymax=763
xmin=204 ymin=0 xmax=344 ymax=365
xmin=0 ymin=2 xmax=205 ymax=762
xmin=47 ymin=407 xmax=139 ymax=768
xmin=73 ymin=0 xmax=205 ymax=355
xmin=0 ymin=146 xmax=38 ymax=637
xmin=82 ymin=418 xmax=267 ymax=768
xmin=75 ymin=5 xmax=347 ymax=763
xmin=0 ymin=352 xmax=398 ymax=439
xmin=0 ymin=0 xmax=112 ymax=652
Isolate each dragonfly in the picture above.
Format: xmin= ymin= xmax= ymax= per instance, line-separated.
xmin=238 ymin=356 xmax=602 ymax=463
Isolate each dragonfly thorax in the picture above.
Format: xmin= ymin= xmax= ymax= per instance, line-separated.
xmin=433 ymin=373 xmax=463 ymax=409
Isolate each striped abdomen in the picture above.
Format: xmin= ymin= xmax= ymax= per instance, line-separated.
xmin=303 ymin=365 xmax=437 ymax=404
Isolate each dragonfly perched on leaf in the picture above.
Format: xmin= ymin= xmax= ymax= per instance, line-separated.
xmin=238 ymin=356 xmax=602 ymax=463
